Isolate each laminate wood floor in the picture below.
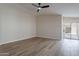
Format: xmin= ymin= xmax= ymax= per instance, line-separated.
xmin=0 ymin=37 xmax=79 ymax=56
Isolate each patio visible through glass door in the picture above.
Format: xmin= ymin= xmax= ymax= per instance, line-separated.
xmin=63 ymin=23 xmax=79 ymax=40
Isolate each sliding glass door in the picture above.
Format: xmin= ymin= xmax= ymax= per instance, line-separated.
xmin=63 ymin=23 xmax=79 ymax=40
xmin=71 ymin=23 xmax=78 ymax=40
xmin=63 ymin=23 xmax=71 ymax=39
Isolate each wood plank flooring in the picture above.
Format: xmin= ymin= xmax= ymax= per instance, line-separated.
xmin=0 ymin=37 xmax=79 ymax=56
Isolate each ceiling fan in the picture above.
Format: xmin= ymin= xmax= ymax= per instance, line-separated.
xmin=32 ymin=3 xmax=50 ymax=12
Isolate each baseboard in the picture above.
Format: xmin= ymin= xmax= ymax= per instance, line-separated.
xmin=36 ymin=36 xmax=61 ymax=40
xmin=0 ymin=36 xmax=36 ymax=45
xmin=0 ymin=36 xmax=60 ymax=46
xmin=36 ymin=37 xmax=60 ymax=40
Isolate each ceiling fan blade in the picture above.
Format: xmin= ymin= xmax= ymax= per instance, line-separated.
xmin=41 ymin=5 xmax=49 ymax=8
xmin=32 ymin=4 xmax=38 ymax=7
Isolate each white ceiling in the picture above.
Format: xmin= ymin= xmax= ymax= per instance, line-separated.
xmin=17 ymin=3 xmax=79 ymax=17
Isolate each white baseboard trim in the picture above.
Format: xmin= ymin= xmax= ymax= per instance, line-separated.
xmin=0 ymin=36 xmax=60 ymax=45
xmin=0 ymin=36 xmax=36 ymax=45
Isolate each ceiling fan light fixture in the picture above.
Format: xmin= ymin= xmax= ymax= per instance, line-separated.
xmin=38 ymin=7 xmax=41 ymax=10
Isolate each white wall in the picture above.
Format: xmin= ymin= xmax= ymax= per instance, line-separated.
xmin=0 ymin=4 xmax=62 ymax=45
xmin=36 ymin=15 xmax=62 ymax=40
xmin=63 ymin=17 xmax=79 ymax=23
xmin=0 ymin=4 xmax=36 ymax=45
